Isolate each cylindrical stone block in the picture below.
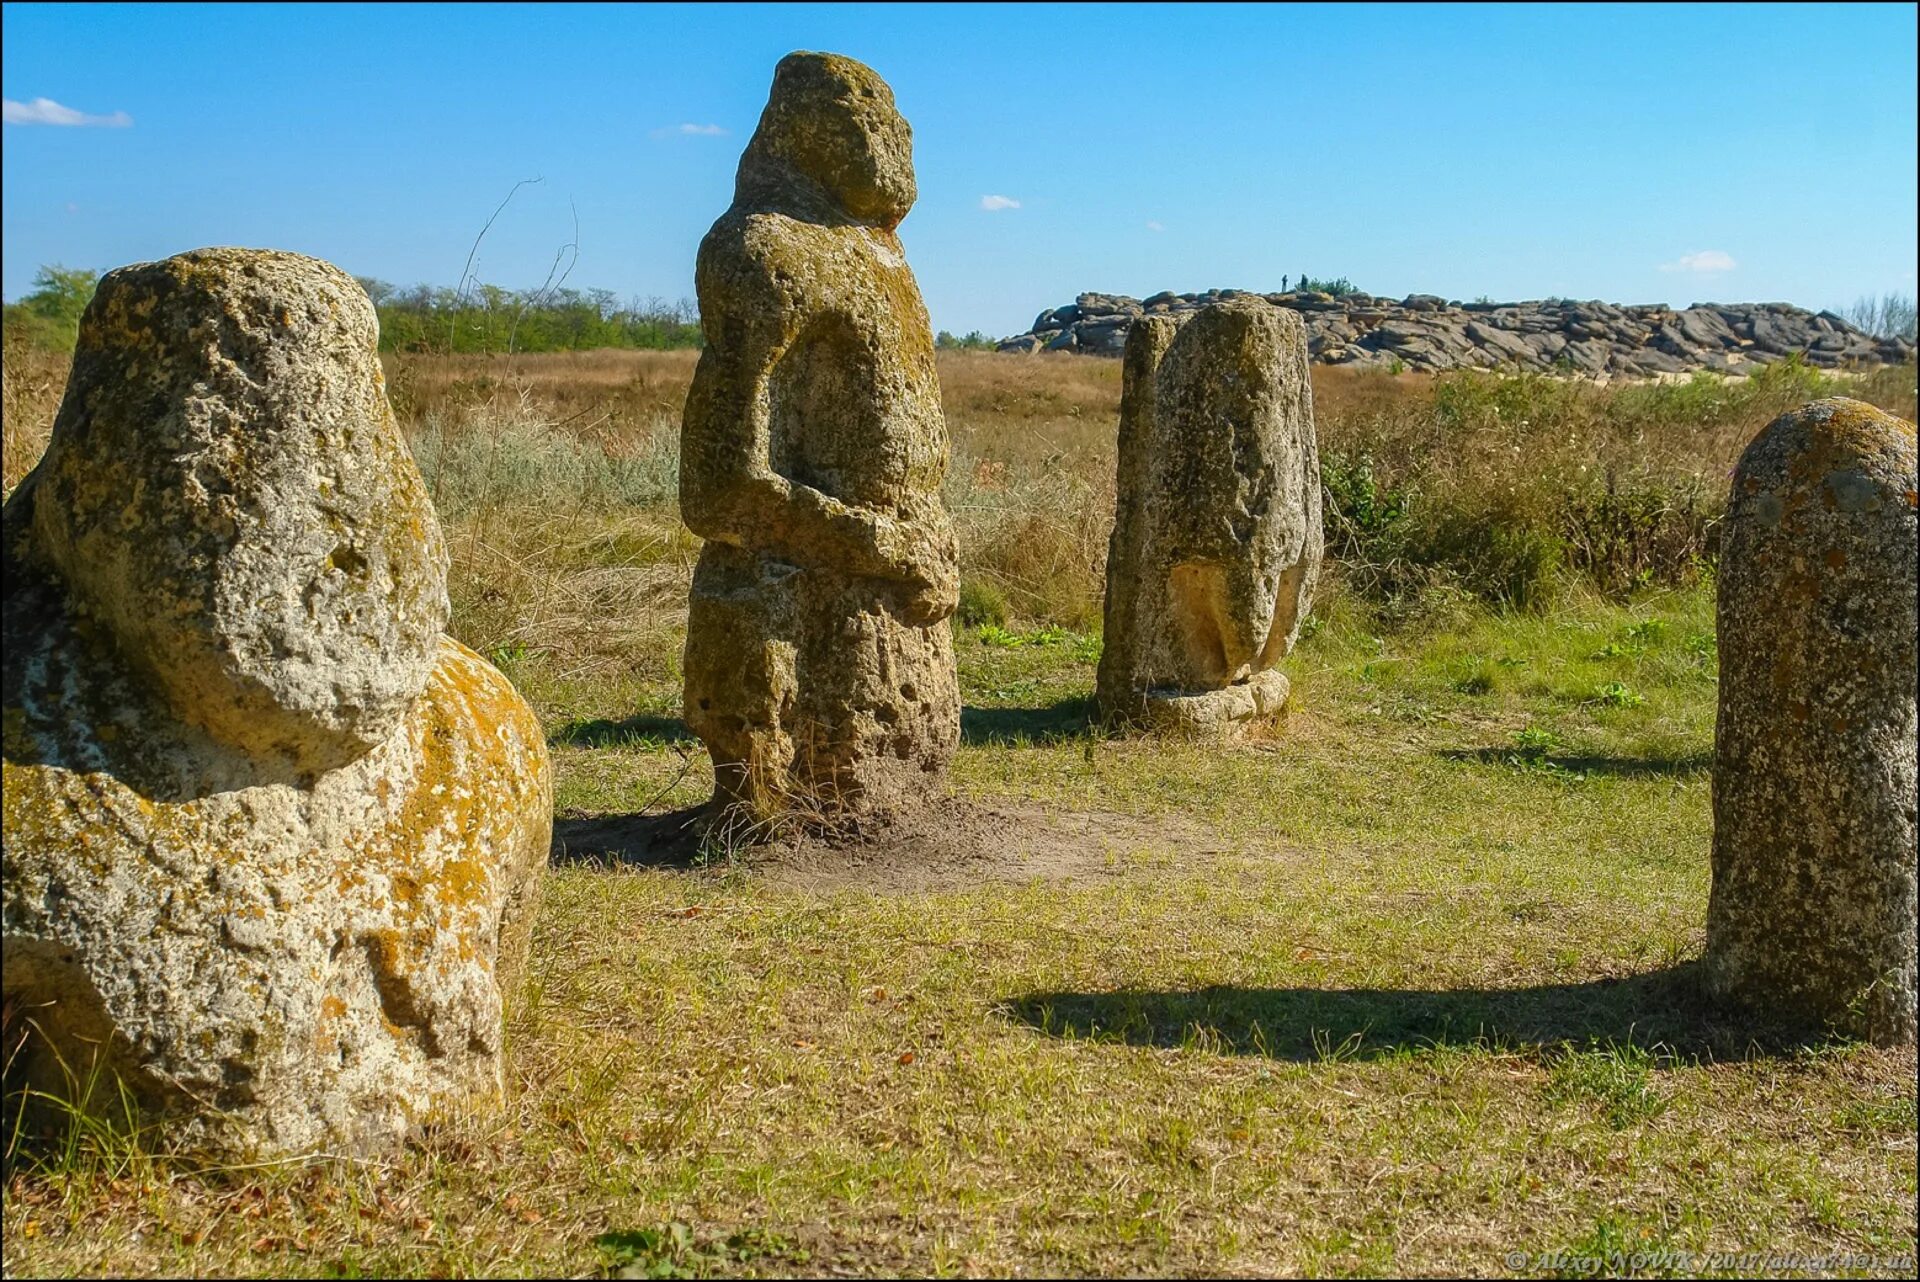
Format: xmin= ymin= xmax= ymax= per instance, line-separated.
xmin=1705 ymin=396 xmax=1918 ymax=1045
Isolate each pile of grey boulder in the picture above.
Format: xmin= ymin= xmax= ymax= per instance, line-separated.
xmin=998 ymin=290 xmax=1916 ymax=376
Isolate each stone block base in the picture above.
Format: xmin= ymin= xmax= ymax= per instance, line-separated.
xmin=1141 ymin=670 xmax=1290 ymax=739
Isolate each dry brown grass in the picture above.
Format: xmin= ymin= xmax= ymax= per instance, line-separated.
xmin=1 ymin=336 xmax=64 ymax=497
xmin=8 ymin=343 xmax=1915 ymax=639
xmin=8 ymin=342 xmax=1915 ymax=669
xmin=382 ymin=348 xmax=697 ymax=448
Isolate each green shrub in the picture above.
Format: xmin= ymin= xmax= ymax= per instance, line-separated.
xmin=1 ymin=266 xmax=98 ymax=354
xmin=1414 ymin=490 xmax=1565 ymax=609
xmin=1294 ymin=274 xmax=1362 ymax=297
xmin=936 ymin=330 xmax=1000 ymax=351
xmin=1590 ymin=681 xmax=1646 ymax=709
xmin=1561 ymin=471 xmax=1718 ymax=598
xmin=371 ymin=286 xmax=703 ymax=355
xmin=957 ymin=578 xmax=1010 ymax=628
xmin=1320 ymin=450 xmax=1415 ymax=597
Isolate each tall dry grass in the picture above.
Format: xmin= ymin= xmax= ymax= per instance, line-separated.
xmin=4 ymin=339 xmax=1915 ymax=720
xmin=1 ymin=335 xmax=65 ymax=497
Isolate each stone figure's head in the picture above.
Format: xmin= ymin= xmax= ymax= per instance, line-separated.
xmin=736 ymin=51 xmax=916 ymax=228
xmin=24 ymin=247 xmax=449 ymax=773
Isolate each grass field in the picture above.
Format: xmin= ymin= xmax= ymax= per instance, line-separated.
xmin=2 ymin=342 xmax=1916 ymax=1277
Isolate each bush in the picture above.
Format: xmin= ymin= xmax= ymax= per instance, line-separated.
xmin=1321 ymin=450 xmax=1416 ymax=597
xmin=1415 ymin=488 xmax=1566 ymax=609
xmin=1294 ymin=274 xmax=1361 ymax=297
xmin=936 ymin=330 xmax=1000 ymax=352
xmin=1561 ymin=471 xmax=1718 ymax=597
xmin=1 ymin=266 xmax=98 ymax=354
xmin=368 ymin=282 xmax=703 ymax=355
xmin=957 ymin=579 xmax=1010 ymax=628
xmin=4 ymin=262 xmax=704 ymax=358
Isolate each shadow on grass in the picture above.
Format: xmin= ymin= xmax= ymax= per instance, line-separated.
xmin=962 ymin=696 xmax=1100 ymax=746
xmin=1438 ymin=747 xmax=1712 ymax=777
xmin=552 ymin=804 xmax=707 ymax=869
xmin=556 ymin=704 xmax=1103 ymax=749
xmin=550 ymin=714 xmax=696 ymax=749
xmin=1005 ymin=966 xmax=1829 ymax=1062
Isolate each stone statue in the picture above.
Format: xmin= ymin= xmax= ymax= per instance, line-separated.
xmin=1705 ymin=396 xmax=1917 ymax=1046
xmin=1096 ymin=298 xmax=1324 ymax=736
xmin=680 ymin=52 xmax=959 ymax=833
xmin=2 ymin=248 xmax=551 ymax=1157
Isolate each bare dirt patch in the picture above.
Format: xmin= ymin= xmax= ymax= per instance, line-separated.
xmin=551 ymin=796 xmax=1225 ymax=894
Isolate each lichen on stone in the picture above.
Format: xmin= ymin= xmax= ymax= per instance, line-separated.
xmin=679 ymin=53 xmax=959 ymax=831
xmin=1705 ymin=396 xmax=1919 ymax=1047
xmin=2 ymin=248 xmax=550 ymax=1157
xmin=1095 ymin=297 xmax=1324 ymax=739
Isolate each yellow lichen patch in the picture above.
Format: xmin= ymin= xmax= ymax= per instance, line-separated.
xmin=6 ymin=587 xmax=546 ymax=1155
xmin=1751 ymin=395 xmax=1912 ymax=537
xmin=311 ymin=994 xmax=349 ymax=1054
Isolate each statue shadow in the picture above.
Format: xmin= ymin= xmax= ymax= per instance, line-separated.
xmin=550 ymin=714 xmax=698 ymax=749
xmin=549 ymin=702 xmax=1101 ymax=751
xmin=961 ymin=696 xmax=1100 ymax=746
xmin=1004 ymin=965 xmax=1832 ymax=1062
xmin=550 ymin=804 xmax=708 ymax=869
xmin=1438 ymin=748 xmax=1713 ymax=778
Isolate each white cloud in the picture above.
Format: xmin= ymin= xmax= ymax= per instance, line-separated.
xmin=1145 ymin=219 xmax=1165 ymax=232
xmin=648 ymin=122 xmax=727 ymax=139
xmin=979 ymin=194 xmax=1021 ymax=212
xmin=3 ymin=97 xmax=132 ymax=127
xmin=1660 ymin=249 xmax=1736 ymax=274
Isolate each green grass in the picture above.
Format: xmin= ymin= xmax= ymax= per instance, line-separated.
xmin=9 ymin=583 xmax=1914 ymax=1278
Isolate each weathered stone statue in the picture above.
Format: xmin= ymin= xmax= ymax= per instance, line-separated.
xmin=1705 ymin=396 xmax=1918 ymax=1046
xmin=1095 ymin=298 xmax=1324 ymax=736
xmin=2 ymin=248 xmax=552 ymax=1156
xmin=680 ymin=52 xmax=959 ymax=832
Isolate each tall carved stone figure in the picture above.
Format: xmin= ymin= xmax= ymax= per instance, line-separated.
xmin=2 ymin=248 xmax=551 ymax=1157
xmin=1705 ymin=396 xmax=1918 ymax=1046
xmin=1096 ymin=298 xmax=1323 ymax=735
xmin=681 ymin=52 xmax=959 ymax=830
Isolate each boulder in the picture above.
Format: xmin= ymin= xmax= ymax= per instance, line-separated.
xmin=1705 ymin=397 xmax=1918 ymax=1046
xmin=1465 ymin=321 xmax=1534 ymax=364
xmin=992 ymin=292 xmax=1903 ymax=378
xmin=2 ymin=248 xmax=550 ymax=1157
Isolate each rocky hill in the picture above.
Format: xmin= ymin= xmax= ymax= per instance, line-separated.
xmin=997 ymin=290 xmax=1915 ymax=376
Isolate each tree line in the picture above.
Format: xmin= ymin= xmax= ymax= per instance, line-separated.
xmin=1 ymin=265 xmax=706 ymax=355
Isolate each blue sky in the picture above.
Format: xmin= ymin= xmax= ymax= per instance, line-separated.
xmin=3 ymin=2 xmax=1916 ymax=337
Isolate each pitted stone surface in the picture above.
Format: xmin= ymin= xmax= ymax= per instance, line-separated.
xmin=1705 ymin=396 xmax=1918 ymax=1046
xmin=1096 ymin=298 xmax=1323 ymax=737
xmin=680 ymin=52 xmax=959 ymax=829
xmin=26 ymin=248 xmax=448 ymax=774
xmin=2 ymin=248 xmax=550 ymax=1157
